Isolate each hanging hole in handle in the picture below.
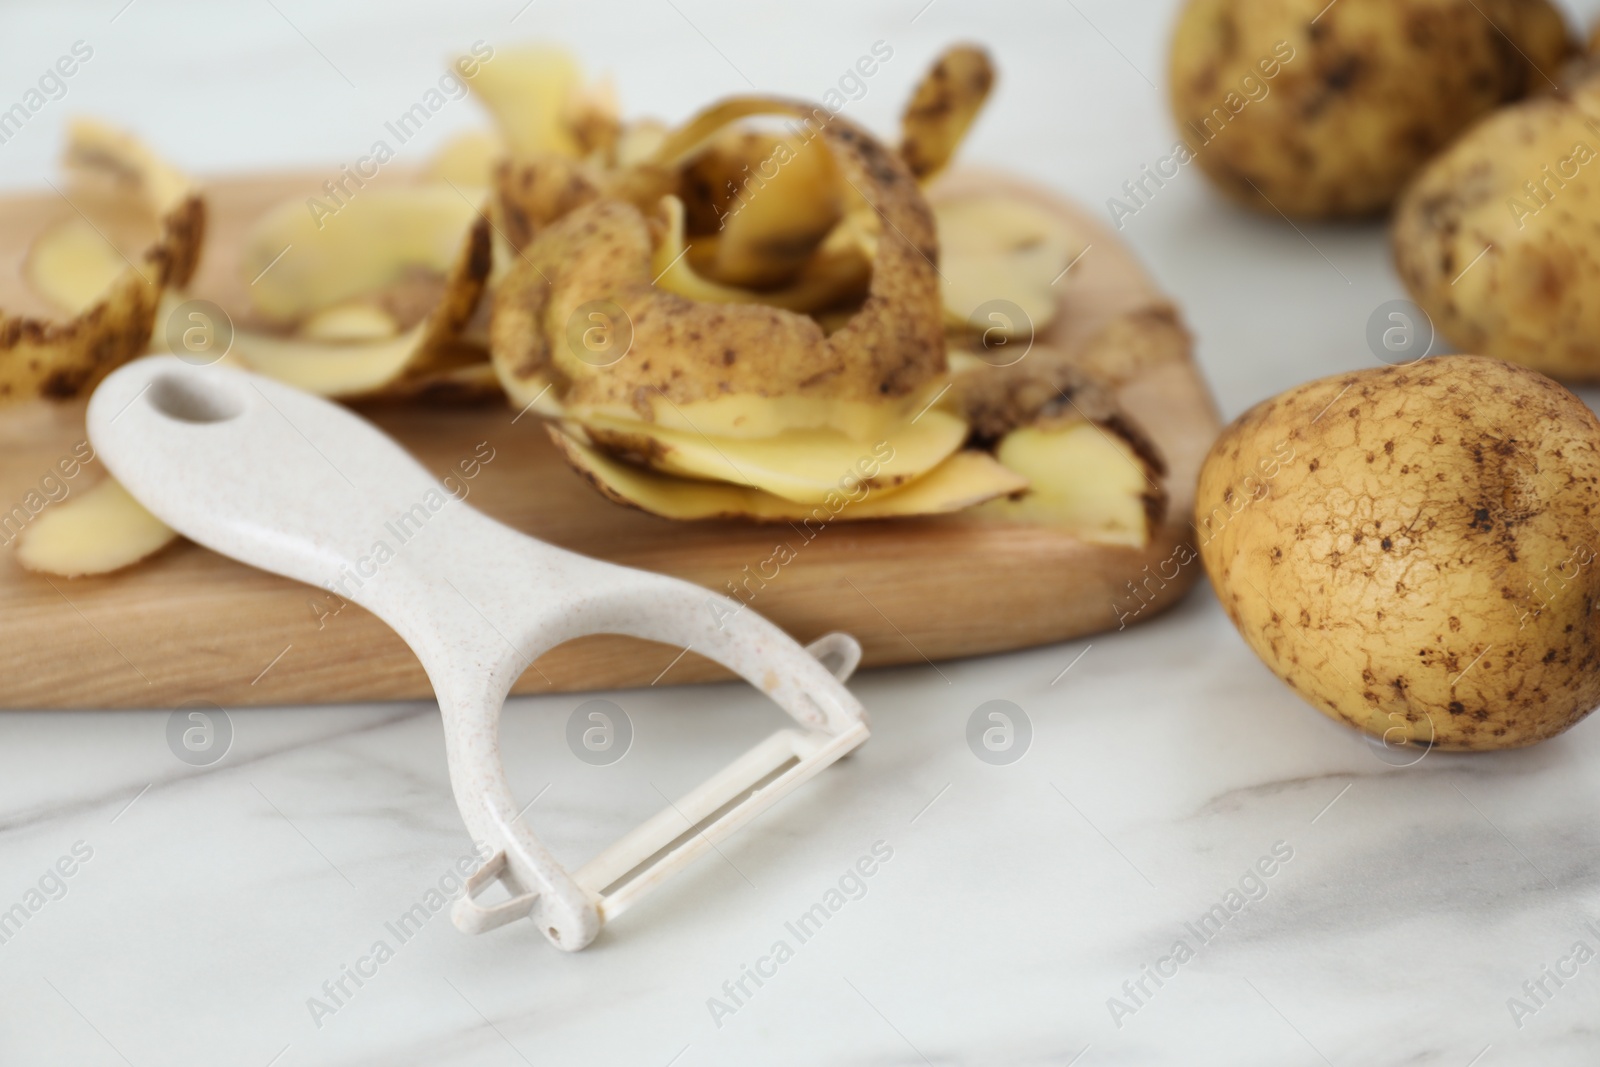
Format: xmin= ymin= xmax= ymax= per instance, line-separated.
xmin=147 ymin=372 xmax=245 ymax=424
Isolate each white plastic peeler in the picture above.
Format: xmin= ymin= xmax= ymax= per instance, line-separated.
xmin=87 ymin=355 xmax=871 ymax=951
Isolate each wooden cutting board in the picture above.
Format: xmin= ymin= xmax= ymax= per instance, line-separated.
xmin=0 ymin=168 xmax=1220 ymax=709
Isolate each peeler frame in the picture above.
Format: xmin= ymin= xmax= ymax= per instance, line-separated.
xmin=451 ymin=630 xmax=870 ymax=947
xmin=452 ymin=633 xmax=868 ymax=945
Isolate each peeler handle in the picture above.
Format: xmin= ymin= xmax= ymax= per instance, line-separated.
xmin=87 ymin=356 xmax=577 ymax=652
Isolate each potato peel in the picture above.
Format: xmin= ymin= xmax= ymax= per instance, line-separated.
xmin=16 ymin=477 xmax=177 ymax=577
xmin=465 ymin=44 xmax=618 ymax=160
xmin=25 ymin=216 xmax=128 ymax=315
xmin=899 ymin=44 xmax=995 ymax=181
xmin=935 ymin=192 xmax=1077 ymax=335
xmin=575 ymin=405 xmax=970 ymax=504
xmin=548 ymin=424 xmax=1025 ymax=522
xmin=650 ymin=194 xmax=871 ymax=315
xmin=954 ymin=350 xmax=1168 ymax=546
xmin=493 ymin=96 xmax=944 ymax=431
xmin=682 ymin=127 xmax=845 ymax=289
xmin=242 ymin=187 xmax=484 ymax=327
xmin=494 ymin=154 xmax=603 ymax=252
xmin=981 ymin=422 xmax=1162 ymax=547
xmin=235 ymin=209 xmax=493 ymax=398
xmin=1 ymin=119 xmax=204 ymax=403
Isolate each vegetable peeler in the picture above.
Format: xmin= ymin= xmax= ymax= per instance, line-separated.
xmin=87 ymin=355 xmax=871 ymax=951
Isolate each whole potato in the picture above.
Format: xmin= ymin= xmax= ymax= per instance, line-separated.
xmin=1167 ymin=0 xmax=1570 ymax=219
xmin=1197 ymin=356 xmax=1600 ymax=750
xmin=1394 ymin=76 xmax=1600 ymax=380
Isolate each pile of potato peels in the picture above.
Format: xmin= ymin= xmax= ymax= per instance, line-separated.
xmin=4 ymin=44 xmax=1178 ymax=576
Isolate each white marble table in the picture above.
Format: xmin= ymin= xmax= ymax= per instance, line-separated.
xmin=5 ymin=1 xmax=1600 ymax=1064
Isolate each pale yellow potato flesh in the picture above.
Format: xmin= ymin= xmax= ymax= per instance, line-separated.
xmin=299 ymin=302 xmax=400 ymax=342
xmin=242 ymin=188 xmax=483 ymax=325
xmin=935 ymin=194 xmax=1077 ymax=336
xmin=467 ymin=43 xmax=620 ymax=157
xmin=427 ymin=129 xmax=504 ymax=187
xmin=233 ymin=323 xmax=429 ymax=396
xmin=232 ymin=200 xmax=493 ymax=398
xmin=550 ymin=427 xmax=1026 ymax=522
xmin=67 ymin=117 xmax=194 ymax=217
xmin=696 ymin=128 xmax=844 ymax=289
xmin=650 ymin=195 xmax=871 ymax=315
xmin=16 ymin=478 xmax=176 ymax=577
xmin=580 ymin=406 xmax=968 ymax=504
xmin=25 ymin=217 xmax=127 ymax=314
xmin=981 ymin=421 xmax=1155 ymax=547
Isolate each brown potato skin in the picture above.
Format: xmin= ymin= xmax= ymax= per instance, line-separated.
xmin=492 ymin=102 xmax=944 ymax=419
xmin=1393 ymin=77 xmax=1600 ymax=380
xmin=1197 ymin=356 xmax=1600 ymax=750
xmin=1168 ymin=0 xmax=1570 ymax=218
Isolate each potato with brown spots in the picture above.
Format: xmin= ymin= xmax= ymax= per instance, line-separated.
xmin=1168 ymin=0 xmax=1570 ymax=219
xmin=1394 ymin=75 xmax=1600 ymax=380
xmin=1197 ymin=356 xmax=1600 ymax=750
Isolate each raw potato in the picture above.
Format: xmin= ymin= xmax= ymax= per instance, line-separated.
xmin=1393 ymin=75 xmax=1600 ymax=380
xmin=16 ymin=478 xmax=177 ymax=577
xmin=1197 ymin=356 xmax=1600 ymax=750
xmin=1168 ymin=0 xmax=1571 ymax=218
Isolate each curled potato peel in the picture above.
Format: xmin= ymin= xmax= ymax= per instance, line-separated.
xmin=678 ymin=126 xmax=845 ymax=290
xmin=1 ymin=120 xmax=204 ymax=403
xmin=464 ymin=44 xmax=619 ymax=161
xmin=980 ymin=422 xmax=1163 ymax=546
xmin=26 ymin=216 xmax=128 ymax=315
xmin=233 ymin=207 xmax=493 ymax=398
xmin=241 ymin=187 xmax=484 ymax=326
xmin=651 ymin=195 xmax=871 ymax=315
xmin=899 ymin=44 xmax=995 ymax=182
xmin=493 ymin=95 xmax=944 ymax=435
